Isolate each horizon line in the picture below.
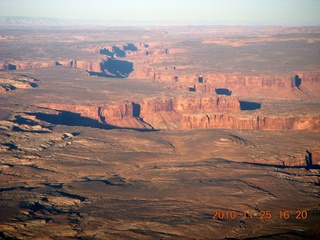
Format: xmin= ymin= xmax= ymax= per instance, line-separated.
xmin=1 ymin=16 xmax=320 ymax=27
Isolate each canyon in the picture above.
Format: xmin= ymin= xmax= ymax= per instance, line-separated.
xmin=3 ymin=39 xmax=319 ymax=132
xmin=35 ymin=97 xmax=320 ymax=132
xmin=0 ymin=25 xmax=319 ymax=239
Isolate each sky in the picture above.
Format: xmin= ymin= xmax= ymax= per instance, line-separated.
xmin=1 ymin=0 xmax=320 ymax=25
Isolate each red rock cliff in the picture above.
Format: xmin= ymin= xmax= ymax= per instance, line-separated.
xmin=0 ymin=60 xmax=102 ymax=72
xmin=139 ymin=67 xmax=320 ymax=100
xmin=36 ymin=103 xmax=100 ymax=120
xmin=36 ymin=97 xmax=320 ymax=131
xmin=99 ymin=102 xmax=151 ymax=129
xmin=180 ymin=114 xmax=320 ymax=131
xmin=36 ymin=95 xmax=240 ymax=130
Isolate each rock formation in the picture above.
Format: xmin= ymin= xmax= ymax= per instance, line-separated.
xmin=138 ymin=68 xmax=320 ymax=100
xmin=0 ymin=43 xmax=139 ymax=75
xmin=0 ymin=60 xmax=102 ymax=72
xmin=36 ymin=96 xmax=240 ymax=130
xmin=180 ymin=114 xmax=320 ymax=131
xmin=36 ymin=103 xmax=100 ymax=121
xmin=1 ymin=26 xmax=320 ymax=239
xmin=36 ymin=96 xmax=320 ymax=132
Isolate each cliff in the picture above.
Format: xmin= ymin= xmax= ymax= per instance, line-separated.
xmin=0 ymin=43 xmax=140 ymax=73
xmin=308 ymin=148 xmax=320 ymax=166
xmin=180 ymin=114 xmax=320 ymax=131
xmin=0 ymin=60 xmax=102 ymax=72
xmin=36 ymin=103 xmax=100 ymax=120
xmin=100 ymin=96 xmax=240 ymax=129
xmin=35 ymin=97 xmax=320 ymax=132
xmin=36 ymin=95 xmax=240 ymax=130
xmin=98 ymin=102 xmax=151 ymax=129
xmin=137 ymin=64 xmax=320 ymax=100
xmin=3 ymin=40 xmax=319 ymax=101
xmin=1 ymin=62 xmax=57 ymax=70
xmin=62 ymin=60 xmax=101 ymax=72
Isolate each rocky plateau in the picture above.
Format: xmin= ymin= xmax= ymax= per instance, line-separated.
xmin=0 ymin=25 xmax=319 ymax=239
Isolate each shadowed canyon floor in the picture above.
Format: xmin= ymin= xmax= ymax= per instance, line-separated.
xmin=0 ymin=26 xmax=320 ymax=239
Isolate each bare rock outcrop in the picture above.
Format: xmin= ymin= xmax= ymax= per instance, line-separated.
xmin=60 ymin=60 xmax=102 ymax=72
xmin=36 ymin=104 xmax=100 ymax=121
xmin=98 ymin=103 xmax=150 ymax=129
xmin=97 ymin=96 xmax=240 ymax=129
xmin=137 ymin=64 xmax=320 ymax=100
xmin=0 ymin=73 xmax=39 ymax=92
xmin=307 ymin=148 xmax=320 ymax=166
xmin=36 ymin=95 xmax=240 ymax=130
xmin=36 ymin=95 xmax=320 ymax=131
xmin=0 ymin=43 xmax=139 ymax=74
xmin=0 ymin=60 xmax=103 ymax=72
xmin=180 ymin=114 xmax=320 ymax=131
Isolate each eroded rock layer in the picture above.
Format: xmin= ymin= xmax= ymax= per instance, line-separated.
xmin=36 ymin=95 xmax=241 ymax=130
xmin=36 ymin=99 xmax=320 ymax=131
xmin=181 ymin=114 xmax=320 ymax=131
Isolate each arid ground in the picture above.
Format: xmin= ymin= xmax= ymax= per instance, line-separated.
xmin=0 ymin=25 xmax=320 ymax=239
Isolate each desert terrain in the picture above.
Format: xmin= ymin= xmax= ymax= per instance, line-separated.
xmin=0 ymin=24 xmax=320 ymax=239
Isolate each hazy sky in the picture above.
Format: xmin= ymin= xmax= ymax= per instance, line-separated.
xmin=1 ymin=0 xmax=320 ymax=25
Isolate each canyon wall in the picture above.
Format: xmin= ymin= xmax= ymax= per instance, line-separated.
xmin=36 ymin=96 xmax=240 ymax=130
xmin=62 ymin=60 xmax=101 ymax=72
xmin=36 ymin=103 xmax=100 ymax=120
xmin=36 ymin=96 xmax=320 ymax=132
xmin=141 ymin=67 xmax=320 ymax=100
xmin=1 ymin=62 xmax=57 ymax=70
xmin=137 ymin=96 xmax=240 ymax=129
xmin=0 ymin=43 xmax=140 ymax=72
xmin=2 ymin=41 xmax=319 ymax=101
xmin=180 ymin=114 xmax=320 ymax=131
xmin=97 ymin=96 xmax=241 ymax=130
xmin=0 ymin=60 xmax=102 ymax=72
xmin=98 ymin=102 xmax=150 ymax=129
xmin=308 ymin=148 xmax=320 ymax=166
xmin=130 ymin=43 xmax=320 ymax=100
xmin=5 ymin=41 xmax=320 ymax=131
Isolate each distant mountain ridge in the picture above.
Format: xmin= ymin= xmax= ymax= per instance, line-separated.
xmin=1 ymin=16 xmax=77 ymax=25
xmin=0 ymin=16 xmax=149 ymax=29
xmin=0 ymin=16 xmax=318 ymax=29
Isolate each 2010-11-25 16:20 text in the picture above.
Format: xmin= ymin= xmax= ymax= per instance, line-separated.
xmin=212 ymin=210 xmax=308 ymax=220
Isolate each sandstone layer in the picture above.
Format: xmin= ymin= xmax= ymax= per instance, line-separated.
xmin=181 ymin=114 xmax=320 ymax=131
xmin=36 ymin=95 xmax=241 ymax=130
